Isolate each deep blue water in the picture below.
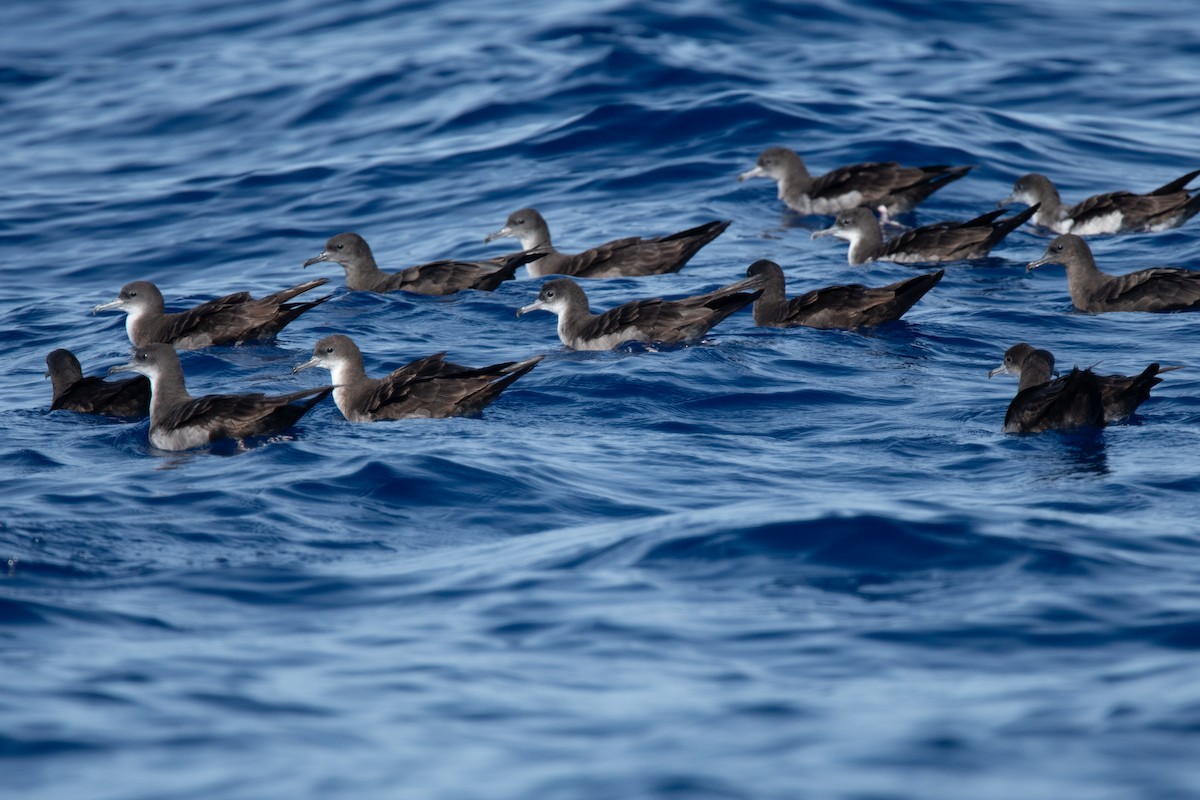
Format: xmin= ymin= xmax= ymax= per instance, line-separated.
xmin=4 ymin=1 xmax=1200 ymax=797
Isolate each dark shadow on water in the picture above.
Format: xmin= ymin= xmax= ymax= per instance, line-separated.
xmin=1009 ymin=427 xmax=1110 ymax=479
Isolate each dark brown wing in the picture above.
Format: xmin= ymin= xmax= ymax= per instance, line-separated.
xmin=361 ymin=353 xmax=456 ymax=414
xmin=52 ymin=375 xmax=151 ymax=416
xmin=1098 ymin=267 xmax=1200 ymax=311
xmin=1004 ymin=369 xmax=1105 ymax=433
xmin=883 ymin=220 xmax=992 ymax=260
xmin=581 ymin=288 xmax=757 ymax=343
xmin=1062 ymin=190 xmax=1192 ymax=230
xmin=381 ymin=255 xmax=528 ymax=295
xmin=782 ymin=272 xmax=940 ymax=328
xmin=807 ymin=162 xmax=906 ymax=203
xmin=157 ymin=387 xmax=330 ymax=440
xmin=1099 ymin=363 xmax=1165 ymax=421
xmin=784 ymin=284 xmax=876 ymax=320
xmin=570 ymin=220 xmax=730 ymax=278
xmin=155 ymin=292 xmax=257 ymax=344
xmin=581 ymin=297 xmax=675 ymax=339
xmin=364 ymin=353 xmax=536 ymax=418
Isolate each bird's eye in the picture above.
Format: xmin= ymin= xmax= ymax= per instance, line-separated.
xmin=324 ymin=347 xmax=334 ymax=354
xmin=515 ymin=218 xmax=525 ymax=225
xmin=545 ymin=290 xmax=555 ymax=299
xmin=334 ymin=243 xmax=344 ymax=251
xmin=1052 ymin=243 xmax=1063 ymax=252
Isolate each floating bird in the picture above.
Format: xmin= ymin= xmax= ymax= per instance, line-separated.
xmin=744 ymin=260 xmax=943 ymax=329
xmin=483 ymin=207 xmax=730 ymax=278
xmin=998 ymin=171 xmax=1200 ymax=234
xmin=45 ymin=348 xmax=150 ymax=417
xmin=93 ymin=279 xmax=332 ymax=349
xmin=109 ymin=343 xmax=331 ymax=450
xmin=989 ymin=342 xmax=1177 ymax=424
xmin=811 ymin=205 xmax=1038 ymax=265
xmin=292 ymin=334 xmax=542 ymax=421
xmin=517 ymin=275 xmax=763 ymax=351
xmin=1027 ymin=234 xmax=1200 ymax=312
xmin=987 ymin=343 xmax=1105 ymax=434
xmin=303 ymin=232 xmax=540 ymax=294
xmin=737 ymin=146 xmax=971 ymax=217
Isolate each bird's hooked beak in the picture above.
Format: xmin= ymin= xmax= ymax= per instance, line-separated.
xmin=811 ymin=225 xmax=837 ymax=240
xmin=1025 ymin=252 xmax=1059 ymax=272
xmin=292 ymin=357 xmax=321 ymax=374
xmin=484 ymin=225 xmax=513 ymax=244
xmin=302 ymin=251 xmax=330 ymax=268
xmin=737 ymin=165 xmax=768 ymax=182
xmin=108 ymin=361 xmax=137 ymax=375
xmin=987 ymin=363 xmax=1010 ymax=379
xmin=997 ymin=194 xmax=1016 ymax=209
xmin=92 ymin=297 xmax=123 ymax=314
xmin=516 ymin=299 xmax=546 ymax=317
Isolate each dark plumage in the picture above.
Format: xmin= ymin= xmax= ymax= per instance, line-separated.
xmin=292 ymin=334 xmax=542 ymax=421
xmin=811 ymin=205 xmax=1038 ymax=265
xmin=987 ymin=343 xmax=1105 ymax=434
xmin=483 ymin=207 xmax=730 ymax=278
xmin=1027 ymin=234 xmax=1200 ymax=313
xmin=92 ymin=279 xmax=332 ymax=349
xmin=990 ymin=342 xmax=1176 ymax=424
xmin=745 ymin=260 xmax=942 ymax=329
xmin=303 ymin=232 xmax=539 ymax=294
xmin=516 ymin=276 xmax=763 ymax=350
xmin=738 ymin=146 xmax=971 ymax=217
xmin=999 ymin=171 xmax=1200 ymax=234
xmin=109 ymin=344 xmax=331 ymax=450
xmin=45 ymin=348 xmax=150 ymax=417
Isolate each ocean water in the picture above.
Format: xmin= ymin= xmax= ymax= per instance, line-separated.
xmin=3 ymin=0 xmax=1200 ymax=797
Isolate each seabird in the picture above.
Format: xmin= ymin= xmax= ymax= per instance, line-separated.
xmin=93 ymin=279 xmax=332 ymax=349
xmin=744 ymin=260 xmax=943 ymax=329
xmin=483 ymin=207 xmax=730 ymax=278
xmin=292 ymin=334 xmax=542 ymax=421
xmin=303 ymin=232 xmax=540 ymax=294
xmin=516 ymin=275 xmax=763 ymax=351
xmin=45 ymin=348 xmax=150 ymax=417
xmin=999 ymin=171 xmax=1200 ymax=234
xmin=1027 ymin=234 xmax=1200 ymax=312
xmin=989 ymin=342 xmax=1177 ymax=424
xmin=987 ymin=343 xmax=1105 ymax=434
xmin=811 ymin=205 xmax=1039 ymax=265
xmin=737 ymin=146 xmax=971 ymax=217
xmin=109 ymin=343 xmax=331 ymax=451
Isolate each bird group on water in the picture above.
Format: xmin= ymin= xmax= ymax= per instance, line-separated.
xmin=46 ymin=146 xmax=1200 ymax=449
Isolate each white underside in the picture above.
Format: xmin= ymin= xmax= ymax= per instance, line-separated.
xmin=149 ymin=424 xmax=213 ymax=451
xmin=1058 ymin=211 xmax=1123 ymax=236
xmin=565 ymin=324 xmax=645 ymax=351
xmin=791 ymin=191 xmax=864 ymax=216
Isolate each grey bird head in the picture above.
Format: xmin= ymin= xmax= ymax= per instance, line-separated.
xmin=45 ymin=348 xmax=83 ymax=382
xmin=485 ymin=208 xmax=549 ymax=250
xmin=989 ymin=343 xmax=1055 ymax=387
xmin=738 ymin=147 xmax=803 ymax=182
xmin=304 ymin=233 xmax=374 ymax=269
xmin=293 ymin=334 xmax=360 ymax=375
xmin=999 ymin=173 xmax=1058 ymax=209
xmin=517 ymin=278 xmax=583 ymax=318
xmin=1027 ymin=233 xmax=1090 ymax=272
xmin=93 ymin=280 xmax=163 ymax=316
xmin=745 ymin=259 xmax=785 ymax=282
xmin=109 ymin=342 xmax=177 ymax=379
xmin=812 ymin=207 xmax=874 ymax=241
